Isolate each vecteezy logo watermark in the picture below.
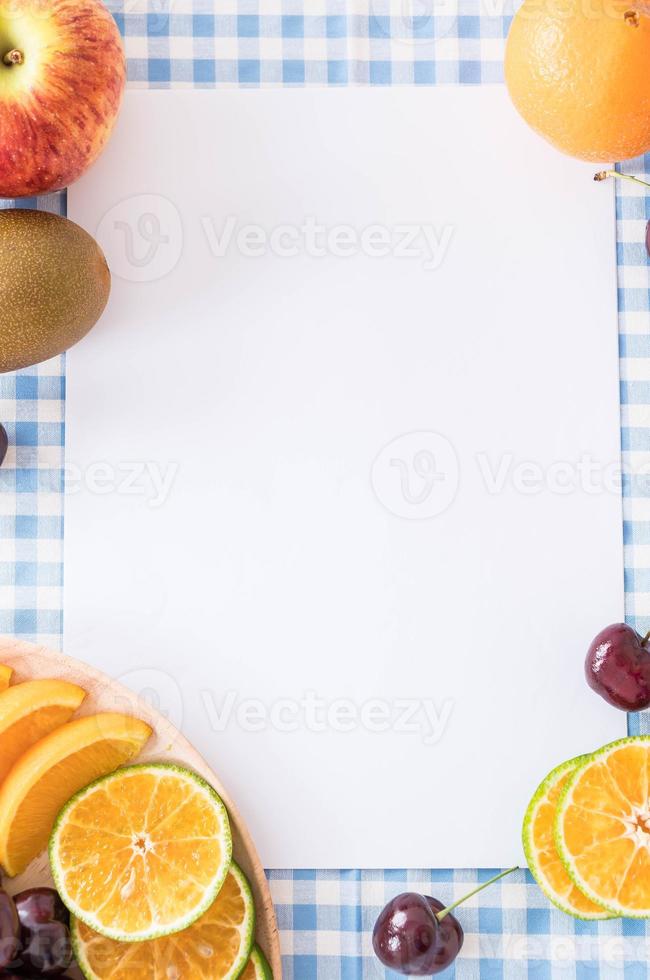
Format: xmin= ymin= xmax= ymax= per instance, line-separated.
xmin=0 ymin=454 xmax=178 ymax=508
xmin=96 ymin=193 xmax=455 ymax=283
xmin=475 ymin=453 xmax=622 ymax=496
xmin=96 ymin=195 xmax=184 ymax=282
xmin=372 ymin=431 xmax=460 ymax=520
xmin=372 ymin=431 xmax=630 ymax=520
xmin=201 ymin=691 xmax=454 ymax=746
xmin=369 ymin=0 xmax=458 ymax=44
xmin=201 ymin=216 xmax=454 ymax=270
xmin=106 ymin=0 xmax=175 ymax=33
xmin=497 ymin=932 xmax=632 ymax=969
xmin=112 ymin=667 xmax=185 ymax=731
xmin=65 ymin=460 xmax=179 ymax=509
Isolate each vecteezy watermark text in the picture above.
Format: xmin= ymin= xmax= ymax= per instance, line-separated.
xmin=372 ymin=430 xmax=629 ymax=520
xmin=113 ymin=669 xmax=455 ymax=746
xmin=65 ymin=460 xmax=179 ymax=508
xmin=96 ymin=194 xmax=457 ymax=282
xmin=201 ymin=216 xmax=455 ymax=270
xmin=201 ymin=690 xmax=454 ymax=746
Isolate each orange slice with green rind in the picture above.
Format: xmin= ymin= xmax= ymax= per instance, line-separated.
xmin=0 ymin=712 xmax=151 ymax=876
xmin=0 ymin=679 xmax=86 ymax=785
xmin=51 ymin=762 xmax=233 ymax=942
xmin=72 ymin=861 xmax=254 ymax=978
xmin=523 ymin=756 xmax=612 ymax=919
xmin=241 ymin=945 xmax=274 ymax=979
xmin=556 ymin=736 xmax=650 ymax=917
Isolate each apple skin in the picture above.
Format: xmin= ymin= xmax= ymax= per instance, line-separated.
xmin=0 ymin=0 xmax=125 ymax=197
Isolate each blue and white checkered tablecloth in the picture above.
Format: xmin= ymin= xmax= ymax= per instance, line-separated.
xmin=2 ymin=1 xmax=650 ymax=977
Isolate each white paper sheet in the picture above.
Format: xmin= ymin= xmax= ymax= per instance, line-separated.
xmin=65 ymin=89 xmax=624 ymax=868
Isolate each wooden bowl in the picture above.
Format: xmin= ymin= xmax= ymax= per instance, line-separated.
xmin=0 ymin=636 xmax=282 ymax=978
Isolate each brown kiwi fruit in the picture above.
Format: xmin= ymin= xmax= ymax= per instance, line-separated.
xmin=0 ymin=209 xmax=110 ymax=372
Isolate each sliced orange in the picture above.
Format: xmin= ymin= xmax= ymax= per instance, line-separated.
xmin=241 ymin=945 xmax=274 ymax=979
xmin=0 ymin=713 xmax=151 ymax=877
xmin=0 ymin=679 xmax=86 ymax=785
xmin=52 ymin=763 xmax=233 ymax=942
xmin=0 ymin=665 xmax=12 ymax=691
xmin=522 ymin=757 xmax=612 ymax=919
xmin=556 ymin=736 xmax=650 ymax=917
xmin=72 ymin=861 xmax=254 ymax=978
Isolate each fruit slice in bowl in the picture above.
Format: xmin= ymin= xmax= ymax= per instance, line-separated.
xmin=523 ymin=757 xmax=612 ymax=920
xmin=0 ymin=679 xmax=86 ymax=784
xmin=0 ymin=664 xmax=12 ymax=691
xmin=0 ymin=636 xmax=281 ymax=975
xmin=0 ymin=713 xmax=151 ymax=876
xmin=242 ymin=945 xmax=274 ymax=979
xmin=51 ymin=763 xmax=232 ymax=942
xmin=556 ymin=736 xmax=650 ymax=917
xmin=72 ymin=861 xmax=255 ymax=979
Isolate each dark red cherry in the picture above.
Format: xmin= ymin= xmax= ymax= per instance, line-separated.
xmin=0 ymin=890 xmax=20 ymax=970
xmin=426 ymin=898 xmax=464 ymax=966
xmin=373 ymin=893 xmax=463 ymax=975
xmin=373 ymin=867 xmax=517 ymax=975
xmin=0 ymin=425 xmax=6 ymax=468
xmin=586 ymin=623 xmax=650 ymax=711
xmin=14 ymin=889 xmax=70 ymax=929
xmin=18 ymin=920 xmax=72 ymax=976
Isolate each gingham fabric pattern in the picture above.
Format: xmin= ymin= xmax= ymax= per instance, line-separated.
xmin=1 ymin=2 xmax=649 ymax=976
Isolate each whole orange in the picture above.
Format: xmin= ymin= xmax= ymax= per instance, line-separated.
xmin=505 ymin=0 xmax=650 ymax=162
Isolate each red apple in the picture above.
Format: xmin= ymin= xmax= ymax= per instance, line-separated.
xmin=0 ymin=0 xmax=125 ymax=197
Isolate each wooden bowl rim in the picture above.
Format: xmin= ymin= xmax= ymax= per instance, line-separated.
xmin=0 ymin=635 xmax=282 ymax=978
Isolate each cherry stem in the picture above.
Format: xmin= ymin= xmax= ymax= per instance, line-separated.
xmin=643 ymin=630 xmax=650 ymax=645
xmin=2 ymin=49 xmax=23 ymax=66
xmin=594 ymin=169 xmax=650 ymax=191
xmin=436 ymin=866 xmax=519 ymax=922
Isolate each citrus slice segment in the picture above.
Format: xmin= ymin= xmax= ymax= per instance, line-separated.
xmin=556 ymin=736 xmax=650 ymax=917
xmin=241 ymin=945 xmax=273 ymax=980
xmin=52 ymin=763 xmax=233 ymax=942
xmin=0 ymin=665 xmax=12 ymax=691
xmin=72 ymin=861 xmax=254 ymax=978
xmin=0 ymin=713 xmax=151 ymax=877
xmin=522 ymin=756 xmax=612 ymax=919
xmin=0 ymin=679 xmax=86 ymax=785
